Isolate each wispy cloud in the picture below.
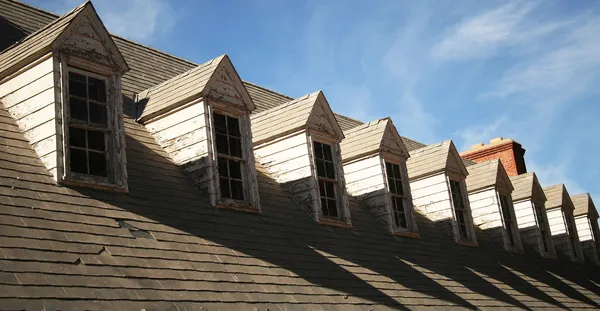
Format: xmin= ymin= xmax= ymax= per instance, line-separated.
xmin=431 ymin=1 xmax=567 ymax=62
xmin=38 ymin=0 xmax=178 ymax=44
xmin=454 ymin=115 xmax=508 ymax=151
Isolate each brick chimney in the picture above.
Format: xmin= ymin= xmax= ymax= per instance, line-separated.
xmin=460 ymin=137 xmax=526 ymax=177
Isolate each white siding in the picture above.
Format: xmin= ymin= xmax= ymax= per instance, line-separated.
xmin=0 ymin=57 xmax=59 ymax=179
xmin=576 ymin=215 xmax=593 ymax=242
xmin=547 ymin=208 xmax=567 ymax=235
xmin=469 ymin=189 xmax=502 ymax=230
xmin=344 ymin=156 xmax=385 ymax=197
xmin=514 ymin=200 xmax=537 ymax=229
xmin=410 ymin=173 xmax=452 ymax=222
xmin=254 ymin=133 xmax=311 ymax=183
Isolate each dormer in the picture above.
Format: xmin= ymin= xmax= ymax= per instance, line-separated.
xmin=251 ymin=91 xmax=350 ymax=226
xmin=136 ymin=55 xmax=260 ymax=212
xmin=572 ymin=193 xmax=600 ymax=265
xmin=510 ymin=173 xmax=555 ymax=258
xmin=340 ymin=118 xmax=417 ymax=236
xmin=464 ymin=160 xmax=522 ymax=252
xmin=0 ymin=2 xmax=129 ymax=191
xmin=406 ymin=140 xmax=478 ymax=245
xmin=543 ymin=184 xmax=584 ymax=263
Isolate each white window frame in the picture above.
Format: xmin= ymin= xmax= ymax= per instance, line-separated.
xmin=382 ymin=158 xmax=416 ymax=234
xmin=59 ymin=61 xmax=125 ymax=191
xmin=447 ymin=176 xmax=477 ymax=244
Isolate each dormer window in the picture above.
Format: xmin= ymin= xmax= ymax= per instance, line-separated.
xmin=314 ymin=141 xmax=340 ymax=218
xmin=565 ymin=215 xmax=579 ymax=258
xmin=386 ymin=162 xmax=408 ymax=229
xmin=499 ymin=194 xmax=517 ymax=247
xmin=67 ymin=70 xmax=109 ymax=178
xmin=449 ymin=179 xmax=472 ymax=242
xmin=214 ymin=112 xmax=244 ymax=201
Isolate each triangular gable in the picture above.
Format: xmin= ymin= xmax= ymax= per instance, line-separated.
xmin=381 ymin=119 xmax=409 ymax=159
xmin=445 ymin=140 xmax=469 ymax=177
xmin=308 ymin=91 xmax=344 ymax=140
xmin=530 ymin=173 xmax=547 ymax=204
xmin=137 ymin=55 xmax=254 ymax=123
xmin=495 ymin=161 xmax=514 ymax=194
xmin=572 ymin=193 xmax=599 ymax=219
xmin=0 ymin=2 xmax=128 ymax=80
xmin=561 ymin=186 xmax=575 ymax=213
xmin=54 ymin=2 xmax=128 ymax=73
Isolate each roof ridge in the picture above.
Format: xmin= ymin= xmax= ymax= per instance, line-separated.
xmin=343 ymin=117 xmax=388 ymax=134
xmin=251 ymin=90 xmax=320 ymax=119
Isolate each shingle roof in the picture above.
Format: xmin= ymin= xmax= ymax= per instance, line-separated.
xmin=406 ymin=140 xmax=467 ymax=180
xmin=572 ymin=193 xmax=599 ymax=219
xmin=509 ymin=172 xmax=547 ymax=203
xmin=401 ymin=136 xmax=427 ymax=152
xmin=340 ymin=117 xmax=408 ymax=162
xmin=2 ymin=1 xmax=600 ymax=309
xmin=543 ymin=184 xmax=575 ymax=212
xmin=465 ymin=159 xmax=514 ymax=193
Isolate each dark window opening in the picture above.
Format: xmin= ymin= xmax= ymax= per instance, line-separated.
xmin=565 ymin=215 xmax=579 ymax=258
xmin=534 ymin=204 xmax=550 ymax=253
xmin=386 ymin=162 xmax=408 ymax=229
xmin=450 ymin=179 xmax=470 ymax=241
xmin=68 ymin=71 xmax=108 ymax=178
xmin=214 ymin=113 xmax=244 ymax=201
xmin=592 ymin=221 xmax=600 ymax=243
xmin=499 ymin=194 xmax=516 ymax=247
xmin=314 ymin=141 xmax=339 ymax=218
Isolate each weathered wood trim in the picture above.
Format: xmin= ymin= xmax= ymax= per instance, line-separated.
xmin=393 ymin=231 xmax=419 ymax=239
xmin=318 ymin=218 xmax=352 ymax=228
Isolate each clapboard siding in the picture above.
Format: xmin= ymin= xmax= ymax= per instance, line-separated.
xmin=514 ymin=200 xmax=537 ymax=229
xmin=410 ymin=173 xmax=452 ymax=222
xmin=547 ymin=208 xmax=567 ymax=235
xmin=575 ymin=216 xmax=593 ymax=242
xmin=344 ymin=156 xmax=385 ymax=197
xmin=0 ymin=56 xmax=58 ymax=176
xmin=469 ymin=189 xmax=502 ymax=229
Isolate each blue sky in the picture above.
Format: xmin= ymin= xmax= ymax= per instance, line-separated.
xmin=26 ymin=0 xmax=600 ymax=208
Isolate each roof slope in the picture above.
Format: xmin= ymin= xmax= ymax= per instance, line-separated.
xmin=510 ymin=172 xmax=547 ymax=203
xmin=465 ymin=159 xmax=514 ymax=193
xmin=572 ymin=193 xmax=599 ymax=219
xmin=406 ymin=140 xmax=468 ymax=180
xmin=544 ymin=184 xmax=575 ymax=212
xmin=2 ymin=1 xmax=600 ymax=309
xmin=340 ymin=118 xmax=409 ymax=162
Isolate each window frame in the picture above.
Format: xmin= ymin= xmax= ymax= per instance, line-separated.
xmin=533 ymin=202 xmax=552 ymax=255
xmin=564 ymin=212 xmax=580 ymax=259
xmin=213 ymin=111 xmax=245 ymax=202
xmin=312 ymin=139 xmax=341 ymax=220
xmin=497 ymin=192 xmax=521 ymax=252
xmin=383 ymin=158 xmax=415 ymax=233
xmin=62 ymin=65 xmax=116 ymax=185
xmin=447 ymin=176 xmax=476 ymax=244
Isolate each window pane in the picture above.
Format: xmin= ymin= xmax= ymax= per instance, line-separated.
xmin=214 ymin=114 xmax=227 ymax=134
xmin=395 ymin=180 xmax=404 ymax=196
xmin=322 ymin=144 xmax=333 ymax=161
xmin=70 ymin=97 xmax=88 ymax=122
xmin=220 ymin=177 xmax=230 ymax=199
xmin=393 ymin=164 xmax=401 ymax=179
xmin=316 ymin=160 xmax=326 ymax=177
xmin=218 ymin=157 xmax=228 ymax=176
xmin=89 ymin=103 xmax=107 ymax=126
xmin=88 ymin=152 xmax=107 ymax=177
xmin=318 ymin=179 xmax=325 ymax=195
xmin=327 ymin=199 xmax=338 ymax=217
xmin=69 ymin=127 xmax=86 ymax=148
xmin=215 ymin=134 xmax=229 ymax=154
xmin=87 ymin=77 xmax=106 ymax=102
xmin=313 ymin=142 xmax=323 ymax=159
xmin=70 ymin=148 xmax=87 ymax=174
xmin=325 ymin=162 xmax=335 ymax=179
xmin=388 ymin=178 xmax=396 ymax=194
xmin=231 ymin=180 xmax=244 ymax=200
xmin=87 ymin=130 xmax=105 ymax=151
xmin=325 ymin=181 xmax=335 ymax=199
xmin=229 ymin=160 xmax=242 ymax=179
xmin=386 ymin=162 xmax=393 ymax=177
xmin=227 ymin=116 xmax=240 ymax=136
xmin=69 ymin=72 xmax=87 ymax=98
xmin=229 ymin=137 xmax=242 ymax=158
xmin=321 ymin=198 xmax=328 ymax=214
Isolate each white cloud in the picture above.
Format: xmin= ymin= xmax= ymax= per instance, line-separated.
xmin=41 ymin=0 xmax=177 ymax=44
xmin=454 ymin=115 xmax=508 ymax=152
xmin=431 ymin=1 xmax=568 ymax=62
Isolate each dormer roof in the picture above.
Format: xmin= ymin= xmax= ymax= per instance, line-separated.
xmin=572 ymin=193 xmax=599 ymax=219
xmin=465 ymin=159 xmax=514 ymax=194
xmin=136 ymin=54 xmax=254 ymax=123
xmin=250 ymin=90 xmax=344 ymax=145
xmin=340 ymin=117 xmax=409 ymax=162
xmin=406 ymin=140 xmax=468 ymax=180
xmin=509 ymin=172 xmax=547 ymax=203
xmin=0 ymin=1 xmax=128 ymax=80
xmin=543 ymin=184 xmax=575 ymax=212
